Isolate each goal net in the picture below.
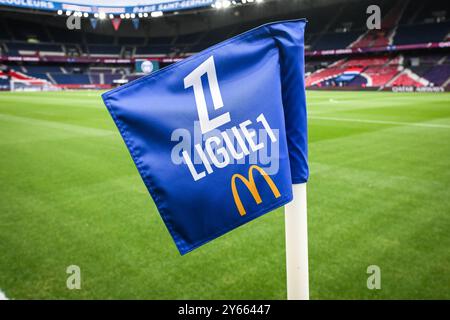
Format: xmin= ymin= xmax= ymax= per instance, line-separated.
xmin=10 ymin=79 xmax=59 ymax=92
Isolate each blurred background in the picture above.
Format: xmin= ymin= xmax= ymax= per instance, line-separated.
xmin=0 ymin=0 xmax=448 ymax=91
xmin=0 ymin=0 xmax=449 ymax=300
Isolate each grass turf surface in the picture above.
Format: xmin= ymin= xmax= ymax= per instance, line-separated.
xmin=0 ymin=90 xmax=449 ymax=299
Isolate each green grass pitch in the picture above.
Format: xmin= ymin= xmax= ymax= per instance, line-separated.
xmin=0 ymin=90 xmax=449 ymax=299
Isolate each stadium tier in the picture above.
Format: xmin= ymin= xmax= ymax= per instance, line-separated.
xmin=1 ymin=0 xmax=450 ymax=303
xmin=305 ymin=54 xmax=450 ymax=88
xmin=0 ymin=0 xmax=449 ymax=89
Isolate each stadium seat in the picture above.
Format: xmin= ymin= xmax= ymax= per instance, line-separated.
xmin=135 ymin=45 xmax=172 ymax=56
xmin=87 ymin=45 xmax=122 ymax=56
xmin=389 ymin=69 xmax=429 ymax=87
xmin=394 ymin=22 xmax=450 ymax=45
xmin=5 ymin=42 xmax=63 ymax=56
xmin=362 ymin=66 xmax=400 ymax=87
xmin=51 ymin=74 xmax=91 ymax=85
xmin=421 ymin=65 xmax=450 ymax=86
xmin=313 ymin=32 xmax=360 ymax=50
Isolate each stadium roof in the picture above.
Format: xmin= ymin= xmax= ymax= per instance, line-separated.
xmin=51 ymin=0 xmax=194 ymax=5
xmin=0 ymin=0 xmax=215 ymax=14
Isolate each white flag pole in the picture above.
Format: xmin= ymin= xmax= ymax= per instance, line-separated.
xmin=285 ymin=182 xmax=309 ymax=300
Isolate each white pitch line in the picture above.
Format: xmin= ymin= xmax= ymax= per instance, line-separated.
xmin=309 ymin=116 xmax=450 ymax=129
xmin=0 ymin=289 xmax=9 ymax=300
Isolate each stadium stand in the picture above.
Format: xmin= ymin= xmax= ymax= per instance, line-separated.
xmin=312 ymin=32 xmax=361 ymax=51
xmin=51 ymin=74 xmax=91 ymax=85
xmin=0 ymin=0 xmax=448 ymax=89
xmin=421 ymin=65 xmax=450 ymax=86
xmin=135 ymin=45 xmax=172 ymax=56
xmin=119 ymin=37 xmax=146 ymax=46
xmin=87 ymin=45 xmax=122 ymax=56
xmin=394 ymin=21 xmax=450 ymax=45
xmin=343 ymin=57 xmax=389 ymax=67
xmin=389 ymin=69 xmax=429 ymax=87
xmin=5 ymin=42 xmax=64 ymax=56
xmin=305 ymin=60 xmax=347 ymax=87
xmin=357 ymin=65 xmax=399 ymax=87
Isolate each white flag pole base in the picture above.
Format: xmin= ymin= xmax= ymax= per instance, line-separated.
xmin=285 ymin=182 xmax=309 ymax=300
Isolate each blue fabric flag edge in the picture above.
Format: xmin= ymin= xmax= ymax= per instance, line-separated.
xmin=102 ymin=19 xmax=308 ymax=255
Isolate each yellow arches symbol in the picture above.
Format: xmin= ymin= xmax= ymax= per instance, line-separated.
xmin=231 ymin=165 xmax=281 ymax=216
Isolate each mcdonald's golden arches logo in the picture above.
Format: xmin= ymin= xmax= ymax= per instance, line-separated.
xmin=231 ymin=165 xmax=281 ymax=216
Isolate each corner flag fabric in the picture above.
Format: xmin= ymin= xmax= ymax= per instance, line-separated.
xmin=102 ymin=19 xmax=308 ymax=255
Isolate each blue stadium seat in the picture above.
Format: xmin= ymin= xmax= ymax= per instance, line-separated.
xmin=175 ymin=33 xmax=203 ymax=45
xmin=85 ymin=33 xmax=115 ymax=45
xmin=51 ymin=74 xmax=91 ymax=84
xmin=28 ymin=72 xmax=51 ymax=81
xmin=51 ymin=28 xmax=83 ymax=43
xmin=6 ymin=19 xmax=50 ymax=42
xmin=394 ymin=22 xmax=450 ymax=45
xmin=26 ymin=65 xmax=62 ymax=73
xmin=88 ymin=45 xmax=121 ymax=55
xmin=119 ymin=37 xmax=145 ymax=45
xmin=6 ymin=42 xmax=63 ymax=54
xmin=135 ymin=45 xmax=171 ymax=55
xmin=313 ymin=32 xmax=360 ymax=50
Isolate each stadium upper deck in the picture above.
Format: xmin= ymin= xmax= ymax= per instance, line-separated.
xmin=0 ymin=0 xmax=448 ymax=56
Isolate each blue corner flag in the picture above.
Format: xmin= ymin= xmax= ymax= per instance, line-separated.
xmin=102 ymin=19 xmax=308 ymax=255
